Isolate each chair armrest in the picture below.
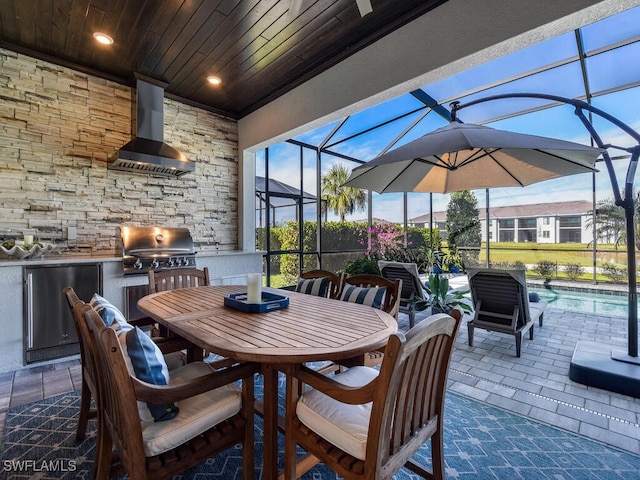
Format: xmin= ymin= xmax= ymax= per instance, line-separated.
xmin=132 ymin=361 xmax=259 ymax=404
xmin=207 ymin=356 xmax=240 ymax=370
xmin=150 ymin=335 xmax=191 ymax=352
xmin=291 ymin=364 xmax=377 ymax=405
xmin=128 ymin=316 xmax=158 ymax=328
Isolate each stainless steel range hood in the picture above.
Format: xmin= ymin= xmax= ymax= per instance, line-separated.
xmin=109 ymin=75 xmax=195 ymax=177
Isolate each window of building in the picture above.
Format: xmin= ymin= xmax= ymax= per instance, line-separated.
xmin=518 ymin=218 xmax=537 ymax=228
xmin=559 ymin=216 xmax=582 ymax=227
xmin=499 ymin=219 xmax=515 ymax=228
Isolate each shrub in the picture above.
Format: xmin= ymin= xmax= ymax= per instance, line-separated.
xmin=533 ymin=260 xmax=556 ymax=279
xmin=564 ymin=263 xmax=584 ymax=281
xmin=489 ymin=261 xmax=527 ymax=271
xmin=601 ymin=262 xmax=627 ymax=283
xmin=345 ymin=255 xmax=380 ymax=275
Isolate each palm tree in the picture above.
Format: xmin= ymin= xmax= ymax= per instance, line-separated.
xmin=321 ymin=163 xmax=366 ymax=222
xmin=587 ymin=191 xmax=640 ymax=250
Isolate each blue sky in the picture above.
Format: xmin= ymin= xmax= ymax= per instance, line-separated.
xmin=257 ymin=6 xmax=640 ymax=225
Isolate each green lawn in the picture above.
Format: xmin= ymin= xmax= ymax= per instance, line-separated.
xmin=265 ymin=242 xmax=636 ymax=287
xmin=477 ymin=242 xmax=629 ymax=267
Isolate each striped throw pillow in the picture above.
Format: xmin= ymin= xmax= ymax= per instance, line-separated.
xmin=118 ymin=326 xmax=179 ymax=422
xmin=89 ymin=293 xmax=133 ymax=333
xmin=340 ymin=285 xmax=386 ymax=310
xmin=296 ymin=277 xmax=330 ymax=297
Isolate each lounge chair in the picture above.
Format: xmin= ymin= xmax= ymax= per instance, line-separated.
xmin=467 ymin=268 xmax=547 ymax=357
xmin=378 ymin=260 xmax=426 ymax=328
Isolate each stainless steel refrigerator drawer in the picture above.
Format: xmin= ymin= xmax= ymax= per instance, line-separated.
xmin=24 ymin=263 xmax=103 ymax=364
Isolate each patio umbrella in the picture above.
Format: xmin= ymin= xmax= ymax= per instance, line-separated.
xmin=343 ymin=122 xmax=601 ymax=194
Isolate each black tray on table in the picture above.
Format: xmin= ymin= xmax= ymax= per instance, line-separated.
xmin=224 ymin=292 xmax=289 ymax=313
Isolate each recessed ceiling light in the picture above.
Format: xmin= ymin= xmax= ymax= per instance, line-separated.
xmin=93 ymin=32 xmax=114 ymax=45
xmin=207 ymin=75 xmax=222 ymax=85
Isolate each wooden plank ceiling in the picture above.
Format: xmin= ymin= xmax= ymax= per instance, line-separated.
xmin=0 ymin=0 xmax=447 ymax=118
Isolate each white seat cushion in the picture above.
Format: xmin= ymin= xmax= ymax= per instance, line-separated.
xmin=529 ymin=300 xmax=548 ymax=321
xmin=297 ymin=366 xmax=378 ymax=460
xmin=140 ymin=361 xmax=242 ymax=457
xmin=163 ymin=350 xmax=186 ymax=371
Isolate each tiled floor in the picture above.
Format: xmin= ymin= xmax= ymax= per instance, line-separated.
xmin=0 ymin=305 xmax=639 ymax=459
xmin=441 ymin=306 xmax=640 ymax=455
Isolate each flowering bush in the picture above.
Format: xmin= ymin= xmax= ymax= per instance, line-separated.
xmin=364 ymin=223 xmax=407 ymax=260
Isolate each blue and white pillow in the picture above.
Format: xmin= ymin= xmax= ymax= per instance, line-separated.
xmin=296 ymin=277 xmax=330 ymax=298
xmin=119 ymin=326 xmax=179 ymax=422
xmin=340 ymin=285 xmax=386 ymax=310
xmin=89 ymin=294 xmax=133 ymax=333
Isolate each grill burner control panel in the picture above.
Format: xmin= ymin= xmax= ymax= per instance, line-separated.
xmin=123 ymin=255 xmax=196 ymax=275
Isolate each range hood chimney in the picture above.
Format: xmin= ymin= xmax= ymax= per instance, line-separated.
xmin=109 ymin=75 xmax=195 ymax=177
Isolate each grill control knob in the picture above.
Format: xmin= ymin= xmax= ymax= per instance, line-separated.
xmin=178 ymin=257 xmax=186 ymax=266
xmin=168 ymin=258 xmax=176 ymax=267
xmin=134 ymin=259 xmax=143 ymax=270
xmin=151 ymin=258 xmax=159 ymax=269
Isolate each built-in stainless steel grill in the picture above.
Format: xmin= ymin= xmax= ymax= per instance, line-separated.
xmin=119 ymin=226 xmax=196 ymax=276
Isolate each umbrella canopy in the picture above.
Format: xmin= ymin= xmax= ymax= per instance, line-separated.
xmin=343 ymin=122 xmax=602 ymax=194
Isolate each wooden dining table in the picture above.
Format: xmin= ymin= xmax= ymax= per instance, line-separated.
xmin=137 ymin=284 xmax=397 ymax=480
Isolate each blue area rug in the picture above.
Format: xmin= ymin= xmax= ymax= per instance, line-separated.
xmin=1 ymin=374 xmax=639 ymax=479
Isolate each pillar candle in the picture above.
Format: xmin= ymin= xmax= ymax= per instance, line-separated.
xmin=247 ymin=273 xmax=262 ymax=304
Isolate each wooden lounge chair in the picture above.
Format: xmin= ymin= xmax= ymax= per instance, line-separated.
xmin=283 ymin=310 xmax=462 ymax=480
xmin=466 ymin=268 xmax=548 ymax=357
xmin=378 ymin=260 xmax=427 ymax=328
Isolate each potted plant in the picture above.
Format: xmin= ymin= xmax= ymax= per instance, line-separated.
xmin=411 ymin=273 xmax=473 ymax=315
xmin=443 ymin=251 xmax=463 ymax=274
xmin=420 ymin=248 xmax=444 ymax=274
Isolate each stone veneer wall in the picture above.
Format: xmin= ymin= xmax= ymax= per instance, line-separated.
xmin=0 ymin=48 xmax=239 ymax=255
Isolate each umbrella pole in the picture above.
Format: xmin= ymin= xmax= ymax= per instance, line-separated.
xmin=453 ymin=93 xmax=640 ymax=360
xmin=613 ymin=149 xmax=639 ymax=362
xmin=429 ymin=193 xmax=433 ymax=249
xmin=485 ymin=188 xmax=490 ymax=268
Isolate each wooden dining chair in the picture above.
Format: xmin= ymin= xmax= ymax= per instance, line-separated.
xmin=148 ymin=266 xmax=210 ymax=292
xmin=297 ymin=269 xmax=345 ymax=299
xmin=82 ymin=304 xmax=258 ymax=480
xmin=148 ymin=267 xmax=210 ymax=360
xmin=284 ymin=309 xmax=462 ymax=480
xmin=337 ymin=274 xmax=402 ymax=368
xmin=63 ymin=287 xmax=100 ymax=442
xmin=64 ymin=287 xmax=197 ymax=441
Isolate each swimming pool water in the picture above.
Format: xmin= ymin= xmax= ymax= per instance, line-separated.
xmin=529 ymin=287 xmax=631 ymax=317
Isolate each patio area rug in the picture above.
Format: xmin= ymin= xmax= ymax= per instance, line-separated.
xmin=1 ymin=375 xmax=639 ymax=479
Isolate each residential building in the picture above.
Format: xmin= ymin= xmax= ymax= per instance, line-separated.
xmin=409 ymin=200 xmax=595 ymax=244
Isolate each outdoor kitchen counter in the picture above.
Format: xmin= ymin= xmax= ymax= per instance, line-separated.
xmin=0 ymin=249 xmax=264 ymax=268
xmin=0 ymin=249 xmax=264 ymax=374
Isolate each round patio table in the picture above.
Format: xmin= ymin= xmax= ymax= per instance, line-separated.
xmin=138 ymin=285 xmax=397 ymax=480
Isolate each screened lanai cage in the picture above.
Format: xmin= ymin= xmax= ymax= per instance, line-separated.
xmin=256 ymin=5 xmax=640 ymax=288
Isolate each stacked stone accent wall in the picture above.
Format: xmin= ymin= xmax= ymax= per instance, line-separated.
xmin=0 ymin=48 xmax=238 ymax=254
